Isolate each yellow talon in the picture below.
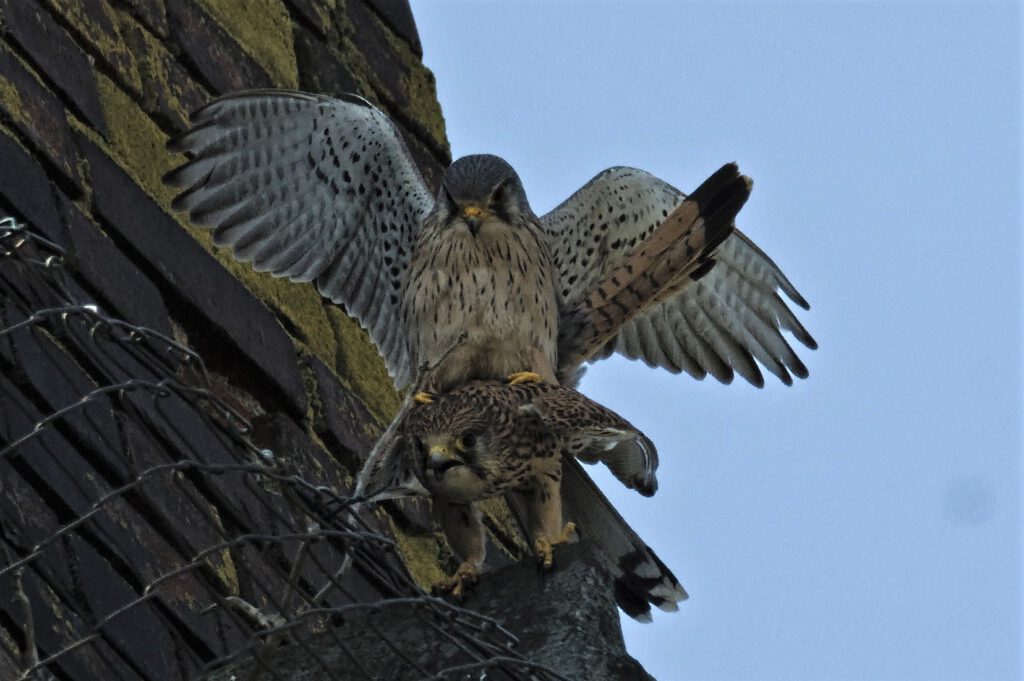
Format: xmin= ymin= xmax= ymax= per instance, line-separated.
xmin=413 ymin=391 xmax=436 ymax=405
xmin=432 ymin=562 xmax=480 ymax=599
xmin=534 ymin=521 xmax=576 ymax=570
xmin=507 ymin=371 xmax=542 ymax=385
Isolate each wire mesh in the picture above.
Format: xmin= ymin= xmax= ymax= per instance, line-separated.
xmin=0 ymin=216 xmax=568 ymax=681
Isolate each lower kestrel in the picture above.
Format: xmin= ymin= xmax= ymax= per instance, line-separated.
xmin=362 ymin=379 xmax=684 ymax=613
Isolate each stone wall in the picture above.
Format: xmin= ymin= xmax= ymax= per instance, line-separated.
xmin=0 ymin=0 xmax=474 ymax=585
xmin=0 ymin=2 xmax=650 ymax=678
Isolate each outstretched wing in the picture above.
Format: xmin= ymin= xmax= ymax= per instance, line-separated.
xmin=543 ymin=166 xmax=815 ymax=387
xmin=164 ymin=90 xmax=434 ymax=389
xmin=524 ymin=383 xmax=658 ymax=497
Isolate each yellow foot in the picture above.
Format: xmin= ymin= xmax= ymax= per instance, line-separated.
xmin=534 ymin=521 xmax=577 ymax=570
xmin=507 ymin=371 xmax=542 ymax=385
xmin=413 ymin=391 xmax=436 ymax=405
xmin=432 ymin=561 xmax=480 ymax=599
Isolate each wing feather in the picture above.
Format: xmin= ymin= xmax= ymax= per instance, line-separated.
xmin=543 ymin=167 xmax=814 ymax=386
xmin=165 ymin=90 xmax=433 ymax=388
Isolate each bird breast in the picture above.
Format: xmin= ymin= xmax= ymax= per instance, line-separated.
xmin=405 ymin=220 xmax=559 ymax=391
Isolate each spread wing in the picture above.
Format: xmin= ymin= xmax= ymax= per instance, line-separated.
xmin=164 ymin=90 xmax=434 ymax=389
xmin=542 ymin=167 xmax=815 ymax=387
xmin=525 ymin=384 xmax=658 ymax=497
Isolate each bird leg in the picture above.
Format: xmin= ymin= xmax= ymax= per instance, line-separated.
xmin=512 ymin=464 xmax=576 ymax=569
xmin=413 ymin=391 xmax=436 ymax=405
xmin=432 ymin=500 xmax=485 ymax=598
xmin=534 ymin=521 xmax=577 ymax=570
xmin=506 ymin=371 xmax=543 ymax=385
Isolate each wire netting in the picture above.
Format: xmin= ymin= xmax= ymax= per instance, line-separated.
xmin=0 ymin=216 xmax=567 ymax=681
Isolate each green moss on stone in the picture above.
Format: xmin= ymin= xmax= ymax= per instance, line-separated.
xmin=375 ymin=16 xmax=448 ymax=157
xmin=387 ymin=518 xmax=449 ymax=589
xmin=196 ymin=0 xmax=299 ymax=88
xmin=113 ymin=10 xmax=206 ymax=127
xmin=40 ymin=0 xmax=143 ymax=96
xmin=325 ymin=307 xmax=402 ymax=425
xmin=92 ymin=72 xmax=179 ymax=208
xmin=0 ymin=72 xmax=26 ymax=128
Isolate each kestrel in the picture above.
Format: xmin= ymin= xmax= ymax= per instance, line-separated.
xmin=365 ymin=379 xmax=683 ymax=609
xmin=166 ymin=90 xmax=814 ymax=616
xmin=164 ymin=91 xmax=800 ymax=399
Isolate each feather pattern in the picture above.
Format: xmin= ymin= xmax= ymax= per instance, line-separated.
xmin=164 ymin=90 xmax=432 ymax=388
xmin=542 ymin=166 xmax=815 ymax=386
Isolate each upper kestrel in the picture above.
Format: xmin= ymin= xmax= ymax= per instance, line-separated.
xmin=164 ymin=90 xmax=814 ymax=397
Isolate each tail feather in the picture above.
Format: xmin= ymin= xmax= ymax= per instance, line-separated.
xmin=558 ymin=457 xmax=687 ymax=621
xmin=558 ymin=163 xmax=752 ymax=376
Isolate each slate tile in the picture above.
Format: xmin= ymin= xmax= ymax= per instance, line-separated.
xmin=59 ymin=194 xmax=173 ymax=337
xmin=0 ymin=0 xmax=108 ymax=135
xmin=293 ymin=22 xmax=361 ymax=96
xmin=80 ymin=135 xmax=307 ymax=418
xmin=116 ymin=11 xmax=209 ymax=132
xmin=115 ymin=0 xmax=170 ymax=38
xmin=37 ymin=0 xmax=143 ymax=96
xmin=0 ymin=131 xmax=62 ymax=243
xmin=0 ymin=46 xmax=82 ymax=193
xmin=364 ymin=0 xmax=422 ymax=57
xmin=165 ymin=0 xmax=273 ymax=93
xmin=284 ymin=0 xmax=331 ymax=38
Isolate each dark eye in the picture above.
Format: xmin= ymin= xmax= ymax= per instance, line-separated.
xmin=458 ymin=431 xmax=477 ymax=449
xmin=490 ymin=180 xmax=509 ymax=207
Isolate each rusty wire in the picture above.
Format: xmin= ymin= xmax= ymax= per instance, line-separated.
xmin=0 ymin=217 xmax=568 ymax=681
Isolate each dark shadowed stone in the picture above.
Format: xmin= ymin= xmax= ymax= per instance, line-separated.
xmin=0 ymin=375 xmax=196 ymax=680
xmin=117 ymin=12 xmax=209 ymax=132
xmin=37 ymin=0 xmax=142 ymax=97
xmin=304 ymin=355 xmax=378 ymax=465
xmin=284 ymin=0 xmax=331 ymax=37
xmin=0 ymin=131 xmax=62 ymax=243
xmin=364 ymin=0 xmax=422 ymax=57
xmin=59 ymin=193 xmax=174 ymax=337
xmin=460 ymin=540 xmax=656 ymax=681
xmin=209 ymin=540 xmax=654 ymax=680
xmin=118 ymin=0 xmax=171 ymax=38
xmin=80 ymin=135 xmax=307 ymax=419
xmin=165 ymin=0 xmax=273 ymax=94
xmin=0 ymin=0 xmax=107 ymax=135
xmin=292 ymin=23 xmax=361 ymax=97
xmin=0 ymin=45 xmax=81 ymax=193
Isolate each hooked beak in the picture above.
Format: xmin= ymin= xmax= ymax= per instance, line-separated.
xmin=460 ymin=205 xmax=486 ymax=236
xmin=427 ymin=445 xmax=462 ymax=476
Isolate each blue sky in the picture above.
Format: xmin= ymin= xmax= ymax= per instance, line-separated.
xmin=409 ymin=2 xmax=1021 ymax=679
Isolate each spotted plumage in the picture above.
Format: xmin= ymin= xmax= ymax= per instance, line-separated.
xmin=165 ymin=89 xmax=814 ymax=620
xmin=363 ymin=379 xmax=682 ymax=616
xmin=165 ymin=91 xmax=809 ymax=396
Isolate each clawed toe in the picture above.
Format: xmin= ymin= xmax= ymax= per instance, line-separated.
xmin=432 ymin=562 xmax=480 ymax=598
xmin=413 ymin=391 xmax=436 ymax=405
xmin=507 ymin=371 xmax=542 ymax=385
xmin=534 ymin=521 xmax=577 ymax=570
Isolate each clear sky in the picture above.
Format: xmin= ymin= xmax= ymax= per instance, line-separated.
xmin=408 ymin=2 xmax=1021 ymax=679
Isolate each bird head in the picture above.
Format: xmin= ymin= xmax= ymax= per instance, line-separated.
xmin=436 ymin=154 xmax=534 ymax=235
xmin=414 ymin=427 xmax=497 ymax=502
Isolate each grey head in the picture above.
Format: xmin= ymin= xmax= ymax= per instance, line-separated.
xmin=435 ymin=154 xmax=535 ymax=234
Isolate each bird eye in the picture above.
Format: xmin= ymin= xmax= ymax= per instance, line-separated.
xmin=489 ymin=180 xmax=508 ymax=207
xmin=458 ymin=431 xmax=477 ymax=449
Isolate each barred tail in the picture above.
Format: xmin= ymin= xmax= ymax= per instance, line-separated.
xmin=557 ymin=163 xmax=752 ymax=377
